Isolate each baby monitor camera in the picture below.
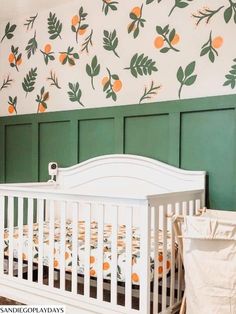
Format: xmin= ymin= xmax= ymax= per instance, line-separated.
xmin=48 ymin=162 xmax=58 ymax=182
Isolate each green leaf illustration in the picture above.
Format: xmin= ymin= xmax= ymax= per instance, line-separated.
xmin=36 ymin=86 xmax=49 ymax=113
xmin=24 ymin=13 xmax=38 ymax=30
xmin=177 ymin=61 xmax=197 ymax=99
xmin=125 ymin=53 xmax=158 ymax=78
xmin=86 ymin=56 xmax=100 ymax=90
xmin=0 ymin=75 xmax=13 ymax=91
xmin=128 ymin=5 xmax=146 ymax=39
xmin=25 ymin=31 xmax=38 ymax=59
xmin=71 ymin=7 xmax=88 ymax=43
xmin=68 ymin=82 xmax=84 ymax=106
xmin=9 ymin=45 xmax=22 ymax=72
xmin=103 ymin=30 xmax=119 ymax=58
xmin=200 ymin=31 xmax=221 ymax=63
xmin=1 ymin=22 xmax=17 ymax=43
xmin=102 ymin=0 xmax=118 ymax=15
xmin=81 ymin=29 xmax=93 ymax=53
xmin=224 ymin=2 xmax=236 ymax=23
xmin=22 ymin=67 xmax=38 ymax=97
xmin=48 ymin=12 xmax=62 ymax=40
xmin=192 ymin=6 xmax=224 ymax=26
xmin=139 ymin=81 xmax=161 ymax=103
xmin=155 ymin=24 xmax=180 ymax=53
xmin=47 ymin=71 xmax=61 ymax=89
xmin=168 ymin=0 xmax=193 ymax=16
xmin=146 ymin=0 xmax=162 ymax=4
xmin=223 ymin=58 xmax=236 ymax=89
xmin=59 ymin=46 xmax=79 ymax=66
xmin=102 ymin=68 xmax=121 ymax=102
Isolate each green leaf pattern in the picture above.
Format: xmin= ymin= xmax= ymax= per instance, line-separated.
xmin=0 ymin=1 xmax=234 ymax=115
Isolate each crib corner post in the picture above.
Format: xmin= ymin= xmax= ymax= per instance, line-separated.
xmin=139 ymin=201 xmax=151 ymax=314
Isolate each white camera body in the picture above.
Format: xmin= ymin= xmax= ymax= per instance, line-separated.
xmin=48 ymin=162 xmax=58 ymax=182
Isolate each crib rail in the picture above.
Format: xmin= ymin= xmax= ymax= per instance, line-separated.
xmin=0 ymin=188 xmax=204 ymax=314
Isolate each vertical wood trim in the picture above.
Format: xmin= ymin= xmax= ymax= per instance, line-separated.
xmin=114 ymin=116 xmax=124 ymax=153
xmin=32 ymin=122 xmax=39 ymax=182
xmin=0 ymin=124 xmax=5 ymax=183
xmin=70 ymin=119 xmax=78 ymax=164
xmin=168 ymin=112 xmax=181 ymax=167
xmin=234 ymin=109 xmax=236 ymax=208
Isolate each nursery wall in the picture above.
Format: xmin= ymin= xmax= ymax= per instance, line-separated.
xmin=0 ymin=94 xmax=236 ymax=211
xmin=0 ymin=0 xmax=236 ymax=210
xmin=0 ymin=0 xmax=236 ymax=115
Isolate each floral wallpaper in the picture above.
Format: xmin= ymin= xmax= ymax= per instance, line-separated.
xmin=0 ymin=0 xmax=235 ymax=116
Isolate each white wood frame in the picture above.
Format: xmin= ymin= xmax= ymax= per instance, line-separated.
xmin=0 ymin=154 xmax=206 ymax=314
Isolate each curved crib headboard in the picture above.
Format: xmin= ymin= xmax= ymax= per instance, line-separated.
xmin=55 ymin=154 xmax=206 ymax=199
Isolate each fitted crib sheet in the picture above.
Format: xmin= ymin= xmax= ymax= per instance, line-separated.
xmin=3 ymin=220 xmax=175 ymax=285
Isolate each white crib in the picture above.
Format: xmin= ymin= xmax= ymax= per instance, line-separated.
xmin=0 ymin=154 xmax=206 ymax=314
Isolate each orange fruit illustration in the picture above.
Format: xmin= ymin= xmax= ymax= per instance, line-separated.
xmin=158 ymin=254 xmax=163 ymax=263
xmin=16 ymin=58 xmax=22 ymax=66
xmin=90 ymin=269 xmax=96 ymax=276
xmin=54 ymin=260 xmax=59 ymax=268
xmin=8 ymin=105 xmax=14 ymax=114
xmin=39 ymin=103 xmax=46 ymax=113
xmin=102 ymin=76 xmax=109 ymax=86
xmin=44 ymin=44 xmax=52 ymax=54
xmin=78 ymin=28 xmax=86 ymax=36
xmin=71 ymin=15 xmax=80 ymax=26
xmin=171 ymin=34 xmax=180 ymax=45
xmin=166 ymin=260 xmax=171 ymax=269
xmin=103 ymin=262 xmax=110 ymax=270
xmin=158 ymin=266 xmax=163 ymax=274
xmin=132 ymin=7 xmax=141 ymax=18
xmin=112 ymin=79 xmax=122 ymax=92
xmin=132 ymin=273 xmax=139 ymax=283
xmin=90 ymin=256 xmax=95 ymax=264
xmin=154 ymin=36 xmax=164 ymax=49
xmin=8 ymin=53 xmax=15 ymax=63
xmin=59 ymin=53 xmax=67 ymax=63
xmin=212 ymin=36 xmax=223 ymax=49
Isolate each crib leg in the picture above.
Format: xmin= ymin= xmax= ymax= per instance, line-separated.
xmin=180 ymin=292 xmax=186 ymax=314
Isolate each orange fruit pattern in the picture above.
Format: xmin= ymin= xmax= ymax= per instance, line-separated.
xmin=212 ymin=36 xmax=223 ymax=49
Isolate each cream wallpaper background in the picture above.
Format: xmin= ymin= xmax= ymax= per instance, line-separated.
xmin=0 ymin=0 xmax=235 ymax=116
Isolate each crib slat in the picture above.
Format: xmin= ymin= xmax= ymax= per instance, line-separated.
xmin=170 ymin=204 xmax=176 ymax=307
xmin=49 ymin=200 xmax=55 ymax=288
xmin=8 ymin=196 xmax=14 ymax=277
xmin=97 ymin=204 xmax=104 ymax=301
xmin=60 ymin=201 xmax=66 ymax=291
xmin=125 ymin=206 xmax=133 ymax=310
xmin=0 ymin=196 xmax=5 ymax=275
xmin=27 ymin=198 xmax=34 ymax=282
xmin=189 ymin=200 xmax=194 ymax=216
xmin=37 ymin=199 xmax=44 ymax=285
xmin=111 ymin=205 xmax=118 ymax=305
xmin=140 ymin=204 xmax=151 ymax=314
xmin=161 ymin=205 xmax=167 ymax=312
xmin=195 ymin=199 xmax=201 ymax=213
xmin=18 ymin=197 xmax=24 ymax=280
xmin=176 ymin=202 xmax=182 ymax=302
xmin=84 ymin=203 xmax=91 ymax=298
xmin=72 ymin=202 xmax=78 ymax=294
xmin=153 ymin=205 xmax=159 ymax=314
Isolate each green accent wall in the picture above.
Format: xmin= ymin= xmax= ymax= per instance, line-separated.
xmin=0 ymin=94 xmax=236 ymax=210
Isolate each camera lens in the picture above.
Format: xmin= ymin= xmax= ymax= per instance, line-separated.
xmin=51 ymin=164 xmax=57 ymax=170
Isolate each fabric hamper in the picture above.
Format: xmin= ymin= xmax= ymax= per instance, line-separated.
xmin=183 ymin=209 xmax=236 ymax=314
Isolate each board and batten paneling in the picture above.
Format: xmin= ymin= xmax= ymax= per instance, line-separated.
xmin=0 ymin=94 xmax=236 ymax=210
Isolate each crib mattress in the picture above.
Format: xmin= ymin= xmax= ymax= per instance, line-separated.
xmin=3 ymin=220 xmax=174 ymax=285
